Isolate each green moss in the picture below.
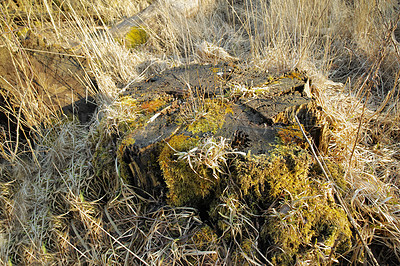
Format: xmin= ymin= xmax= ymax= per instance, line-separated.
xmin=88 ymin=125 xmax=121 ymax=201
xmin=277 ymin=124 xmax=309 ymax=149
xmin=235 ymin=145 xmax=352 ymax=264
xmin=263 ymin=193 xmax=352 ymax=265
xmin=116 ymin=136 xmax=136 ymax=183
xmin=125 ymin=26 xmax=148 ymax=48
xmin=91 ymin=134 xmax=115 ymax=179
xmin=236 ymin=146 xmax=311 ymax=200
xmin=191 ymin=225 xmax=218 ymax=250
xmin=185 ymin=99 xmax=232 ymax=134
xmin=231 ymin=238 xmax=257 ymax=265
xmin=159 ymin=134 xmax=217 ymax=207
xmin=311 ymin=161 xmax=348 ymax=193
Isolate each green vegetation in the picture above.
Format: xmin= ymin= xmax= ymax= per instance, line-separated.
xmin=180 ymin=98 xmax=232 ymax=134
xmin=159 ymin=134 xmax=218 ymax=206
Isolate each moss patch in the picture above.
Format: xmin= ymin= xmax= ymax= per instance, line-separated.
xmin=183 ymin=99 xmax=232 ymax=134
xmin=191 ymin=225 xmax=218 ymax=250
xmin=125 ymin=26 xmax=148 ymax=48
xmin=235 ymin=145 xmax=352 ymax=264
xmin=159 ymin=134 xmax=218 ymax=207
xmin=235 ymin=146 xmax=311 ymax=201
xmin=116 ymin=137 xmax=136 ymax=183
xmin=277 ymin=124 xmax=309 ymax=149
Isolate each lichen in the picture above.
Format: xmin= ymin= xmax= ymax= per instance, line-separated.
xmin=140 ymin=98 xmax=167 ymax=114
xmin=159 ymin=134 xmax=218 ymax=207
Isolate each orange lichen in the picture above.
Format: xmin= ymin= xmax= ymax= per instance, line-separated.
xmin=140 ymin=98 xmax=167 ymax=114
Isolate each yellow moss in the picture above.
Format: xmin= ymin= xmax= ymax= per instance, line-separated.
xmin=118 ymin=96 xmax=138 ymax=109
xmin=192 ymin=226 xmax=218 ymax=250
xmin=235 ymin=145 xmax=352 ymax=264
xmin=159 ymin=135 xmax=217 ymax=207
xmin=231 ymin=238 xmax=256 ymax=265
xmin=277 ymin=124 xmax=309 ymax=149
xmin=114 ymin=96 xmax=164 ymax=132
xmin=116 ymin=136 xmax=136 ymax=182
xmin=125 ymin=26 xmax=148 ymax=48
xmin=92 ymin=134 xmax=116 ymax=180
xmin=16 ymin=27 xmax=30 ymax=40
xmin=115 ymin=96 xmax=140 ymax=128
xmin=210 ymin=67 xmax=221 ymax=73
xmin=265 ymin=196 xmax=352 ymax=265
xmin=120 ymin=136 xmax=136 ymax=149
xmin=186 ymin=99 xmax=232 ymax=134
xmin=185 ymin=225 xmax=219 ymax=263
xmin=236 ymin=146 xmax=311 ymax=199
xmin=209 ymin=193 xmax=242 ymax=235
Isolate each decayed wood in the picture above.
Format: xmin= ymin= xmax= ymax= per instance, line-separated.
xmin=109 ymin=0 xmax=214 ymax=39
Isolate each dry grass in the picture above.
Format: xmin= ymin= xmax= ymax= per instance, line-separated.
xmin=1 ymin=0 xmax=400 ymax=264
